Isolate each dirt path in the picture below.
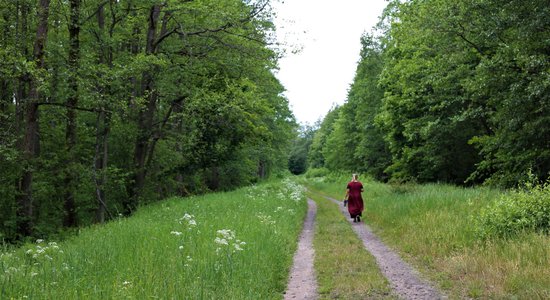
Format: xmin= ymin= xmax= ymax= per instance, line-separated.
xmin=284 ymin=198 xmax=318 ymax=300
xmin=323 ymin=194 xmax=446 ymax=300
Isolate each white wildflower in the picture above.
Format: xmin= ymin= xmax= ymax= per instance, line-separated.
xmin=214 ymin=237 xmax=228 ymax=245
xmin=233 ymin=240 xmax=245 ymax=251
xmin=170 ymin=231 xmax=183 ymax=236
xmin=215 ymin=229 xmax=245 ymax=254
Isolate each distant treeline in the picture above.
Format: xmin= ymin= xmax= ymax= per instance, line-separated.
xmin=0 ymin=0 xmax=295 ymax=241
xmin=290 ymin=0 xmax=549 ymax=186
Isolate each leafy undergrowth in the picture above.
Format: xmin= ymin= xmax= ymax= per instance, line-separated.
xmin=476 ymin=181 xmax=550 ymax=239
xmin=0 ymin=179 xmax=307 ymax=299
xmin=308 ymin=192 xmax=394 ymax=299
xmin=306 ymin=174 xmax=550 ymax=299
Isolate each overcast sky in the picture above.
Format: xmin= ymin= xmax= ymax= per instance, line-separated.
xmin=271 ymin=0 xmax=388 ymax=125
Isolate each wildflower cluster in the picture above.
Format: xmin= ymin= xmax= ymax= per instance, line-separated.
xmin=1 ymin=252 xmax=20 ymax=278
xmin=214 ymin=229 xmax=246 ymax=254
xmin=178 ymin=213 xmax=197 ymax=229
xmin=25 ymin=240 xmax=63 ymax=262
xmin=1 ymin=240 xmax=69 ymax=283
xmin=281 ymin=178 xmax=306 ymax=202
xmin=171 ymin=213 xmax=198 ymax=250
xmin=245 ymin=184 xmax=268 ymax=200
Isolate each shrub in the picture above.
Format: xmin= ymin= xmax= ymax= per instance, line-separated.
xmin=475 ymin=181 xmax=550 ymax=239
xmin=305 ymin=167 xmax=331 ymax=178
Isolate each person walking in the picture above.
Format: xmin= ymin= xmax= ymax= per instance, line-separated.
xmin=344 ymin=174 xmax=364 ymax=222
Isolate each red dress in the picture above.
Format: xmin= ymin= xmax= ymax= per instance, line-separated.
xmin=347 ymin=181 xmax=364 ymax=218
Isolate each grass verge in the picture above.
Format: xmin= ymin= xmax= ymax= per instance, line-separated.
xmin=1 ymin=179 xmax=307 ymax=299
xmin=308 ymin=192 xmax=393 ymax=299
xmin=306 ymin=174 xmax=550 ymax=299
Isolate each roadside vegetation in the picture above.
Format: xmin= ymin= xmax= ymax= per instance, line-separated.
xmin=306 ymin=172 xmax=550 ymax=299
xmin=308 ymin=192 xmax=393 ymax=299
xmin=0 ymin=179 xmax=307 ymax=299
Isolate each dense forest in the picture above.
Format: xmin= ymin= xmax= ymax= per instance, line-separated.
xmin=292 ymin=0 xmax=550 ymax=187
xmin=0 ymin=0 xmax=296 ymax=241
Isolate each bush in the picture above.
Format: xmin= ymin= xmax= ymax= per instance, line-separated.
xmin=305 ymin=167 xmax=331 ymax=178
xmin=476 ymin=181 xmax=550 ymax=239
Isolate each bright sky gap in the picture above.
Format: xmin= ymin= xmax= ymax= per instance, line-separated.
xmin=272 ymin=0 xmax=388 ymax=125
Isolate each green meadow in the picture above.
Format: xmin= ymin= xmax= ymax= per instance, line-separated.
xmin=3 ymin=174 xmax=549 ymax=299
xmin=1 ymin=179 xmax=307 ymax=299
xmin=306 ymin=174 xmax=550 ymax=299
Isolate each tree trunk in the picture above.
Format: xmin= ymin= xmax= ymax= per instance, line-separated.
xmin=14 ymin=1 xmax=30 ymax=139
xmin=125 ymin=5 xmax=162 ymax=214
xmin=0 ymin=10 xmax=10 ymax=114
xmin=94 ymin=2 xmax=111 ymax=223
xmin=16 ymin=0 xmax=50 ymax=237
xmin=63 ymin=0 xmax=81 ymax=227
xmin=94 ymin=111 xmax=110 ymax=223
xmin=258 ymin=160 xmax=266 ymax=179
xmin=0 ymin=78 xmax=8 ymax=116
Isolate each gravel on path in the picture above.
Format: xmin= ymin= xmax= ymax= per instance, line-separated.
xmin=324 ymin=194 xmax=446 ymax=300
xmin=284 ymin=198 xmax=319 ymax=300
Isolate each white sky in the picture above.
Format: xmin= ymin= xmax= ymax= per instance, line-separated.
xmin=272 ymin=0 xmax=388 ymax=125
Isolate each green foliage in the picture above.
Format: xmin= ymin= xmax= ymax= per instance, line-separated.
xmin=308 ymin=0 xmax=549 ymax=187
xmin=0 ymin=0 xmax=296 ymax=241
xmin=307 ymin=174 xmax=550 ymax=299
xmin=288 ymin=125 xmax=315 ymax=175
xmin=476 ymin=180 xmax=550 ymax=239
xmin=0 ymin=179 xmax=308 ymax=298
xmin=308 ymin=106 xmax=341 ymax=169
xmin=304 ymin=167 xmax=331 ymax=178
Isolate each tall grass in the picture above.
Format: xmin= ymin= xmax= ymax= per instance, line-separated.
xmin=1 ymin=179 xmax=307 ymax=299
xmin=306 ymin=174 xmax=550 ymax=299
xmin=308 ymin=193 xmax=393 ymax=299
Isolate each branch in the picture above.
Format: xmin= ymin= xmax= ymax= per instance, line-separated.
xmin=145 ymin=96 xmax=186 ymax=169
xmin=154 ymin=23 xmax=178 ymax=49
xmin=456 ymin=22 xmax=486 ymax=56
xmin=80 ymin=0 xmax=109 ymax=25
xmin=183 ymin=1 xmax=268 ymax=37
xmin=37 ymin=102 xmax=108 ymax=113
xmin=222 ymin=29 xmax=268 ymax=45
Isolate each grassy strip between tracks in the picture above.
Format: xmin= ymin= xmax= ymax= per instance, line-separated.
xmin=306 ymin=174 xmax=550 ymax=299
xmin=308 ymin=192 xmax=394 ymax=299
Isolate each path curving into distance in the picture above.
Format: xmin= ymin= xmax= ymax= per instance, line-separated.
xmin=284 ymin=198 xmax=319 ymax=300
xmin=323 ymin=194 xmax=446 ymax=300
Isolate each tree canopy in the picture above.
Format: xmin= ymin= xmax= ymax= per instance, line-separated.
xmin=0 ymin=0 xmax=295 ymax=241
xmin=308 ymin=0 xmax=550 ymax=186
